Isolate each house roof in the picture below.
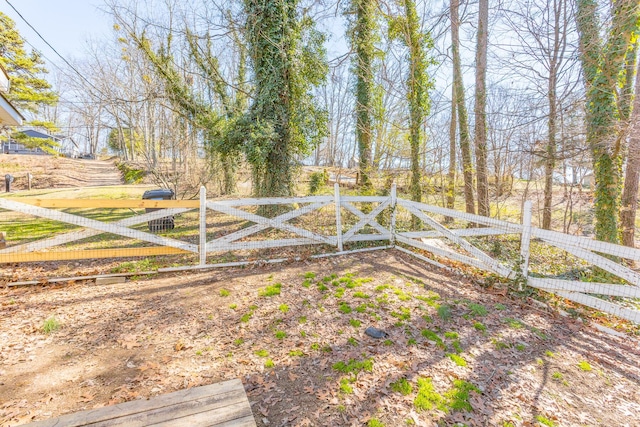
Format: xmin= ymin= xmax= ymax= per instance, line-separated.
xmin=20 ymin=128 xmax=61 ymax=140
xmin=0 ymin=92 xmax=24 ymax=126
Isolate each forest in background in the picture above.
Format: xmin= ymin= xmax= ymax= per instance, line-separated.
xmin=2 ymin=0 xmax=640 ymax=247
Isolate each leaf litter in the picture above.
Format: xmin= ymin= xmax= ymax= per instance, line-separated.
xmin=0 ymin=250 xmax=639 ymax=426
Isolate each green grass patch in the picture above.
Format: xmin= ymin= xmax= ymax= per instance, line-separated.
xmin=421 ymin=329 xmax=445 ymax=348
xmin=467 ymin=302 xmax=487 ymax=316
xmin=447 ymin=353 xmax=467 ymax=367
xmin=353 ymin=291 xmax=370 ymax=299
xmin=339 ymin=378 xmax=353 ymax=394
xmin=338 ymin=302 xmax=352 ymax=314
xmin=349 ymin=318 xmax=362 ymax=328
xmin=414 ymin=377 xmax=446 ymax=412
xmin=334 ymin=288 xmax=345 ymax=298
xmin=254 ymin=349 xmax=269 ymax=357
xmin=535 ymin=415 xmax=556 ymax=426
xmin=304 ymin=272 xmax=316 ymax=279
xmin=279 ymin=304 xmax=290 ymax=313
xmin=264 ymin=359 xmax=274 ymax=368
xmin=275 ymin=330 xmax=287 ymax=339
xmin=444 ymin=331 xmax=459 ymax=339
xmin=474 ymin=322 xmax=486 ymax=332
xmin=444 ymin=380 xmax=480 ymax=412
xmin=578 ymin=360 xmax=592 ymax=371
xmin=390 ymin=378 xmax=413 ymax=395
xmin=288 ymin=349 xmax=305 ymax=357
xmin=391 ymin=307 xmax=411 ymax=321
xmin=42 ymin=316 xmax=60 ymax=334
xmin=375 ymin=284 xmax=391 ymax=292
xmin=258 ymin=283 xmax=282 ymax=297
xmin=298 ymin=316 xmax=307 ymax=324
xmin=233 ymin=338 xmax=244 ymax=346
xmin=437 ymin=305 xmax=452 ymax=321
xmin=367 ymin=419 xmax=384 ymax=427
xmin=229 ymin=303 xmax=237 ymax=310
xmin=503 ymin=318 xmax=524 ymax=329
xmin=332 ymin=358 xmax=373 ymax=375
xmin=347 ymin=337 xmax=359 ymax=346
xmin=219 ymin=289 xmax=230 ymax=297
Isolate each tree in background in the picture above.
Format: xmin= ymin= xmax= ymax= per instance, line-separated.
xmin=576 ymin=0 xmax=640 ymax=243
xmin=450 ymin=0 xmax=475 ymax=214
xmin=620 ymin=58 xmax=640 ymax=248
xmin=230 ymin=0 xmax=328 ymax=197
xmin=474 ymin=0 xmax=489 ymax=216
xmin=0 ymin=12 xmax=57 ymax=113
xmin=348 ymin=0 xmax=379 ymax=191
xmin=388 ymin=0 xmax=435 ymax=203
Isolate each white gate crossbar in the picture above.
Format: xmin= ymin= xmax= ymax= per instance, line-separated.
xmin=0 ymin=199 xmax=198 ymax=253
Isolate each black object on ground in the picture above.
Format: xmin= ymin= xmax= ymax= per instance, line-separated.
xmin=365 ymin=326 xmax=388 ymax=339
xmin=142 ymin=188 xmax=175 ymax=232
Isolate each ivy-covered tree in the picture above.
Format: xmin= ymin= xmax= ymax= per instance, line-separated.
xmin=575 ymin=0 xmax=640 ymax=243
xmin=0 ymin=12 xmax=57 ymax=113
xmin=348 ymin=0 xmax=379 ymax=191
xmin=389 ymin=0 xmax=435 ymax=203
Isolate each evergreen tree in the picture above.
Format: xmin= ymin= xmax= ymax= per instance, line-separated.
xmin=0 ymin=12 xmax=57 ymax=113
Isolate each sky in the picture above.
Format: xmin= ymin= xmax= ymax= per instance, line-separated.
xmin=1 ymin=0 xmax=112 ymax=63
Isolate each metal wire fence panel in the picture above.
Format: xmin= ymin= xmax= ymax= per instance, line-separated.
xmin=0 ymin=186 xmax=638 ymax=324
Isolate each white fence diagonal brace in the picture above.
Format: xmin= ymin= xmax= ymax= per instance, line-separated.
xmin=206 ymin=201 xmax=335 ymax=247
xmin=342 ymin=198 xmax=391 ymax=242
xmin=0 ymin=208 xmax=191 ymax=254
xmin=401 ymin=201 xmax=513 ymax=277
xmin=0 ymin=199 xmax=198 ymax=253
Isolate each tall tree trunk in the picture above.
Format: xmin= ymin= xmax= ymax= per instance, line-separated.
xmin=446 ymin=83 xmax=457 ymax=214
xmin=352 ymin=0 xmax=376 ymax=191
xmin=474 ymin=0 xmax=489 ymax=217
xmin=576 ymin=0 xmax=640 ymax=243
xmin=543 ymin=74 xmax=557 ymax=230
xmin=620 ymin=59 xmax=640 ymax=247
xmin=451 ymin=0 xmax=475 ymax=214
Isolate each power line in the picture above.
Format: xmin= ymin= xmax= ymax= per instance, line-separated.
xmin=4 ymin=0 xmax=108 ymax=99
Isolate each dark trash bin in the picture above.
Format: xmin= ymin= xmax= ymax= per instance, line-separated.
xmin=142 ymin=188 xmax=175 ymax=232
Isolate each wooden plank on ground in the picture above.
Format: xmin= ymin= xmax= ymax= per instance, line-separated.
xmin=24 ymin=379 xmax=255 ymax=427
xmin=9 ymin=199 xmax=200 ymax=208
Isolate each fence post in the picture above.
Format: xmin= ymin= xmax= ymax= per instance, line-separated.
xmin=334 ymin=183 xmax=343 ymax=252
xmin=199 ymin=186 xmax=207 ymax=266
xmin=519 ymin=200 xmax=533 ymax=290
xmin=390 ymin=182 xmax=397 ymax=246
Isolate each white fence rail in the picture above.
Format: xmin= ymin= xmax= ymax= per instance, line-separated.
xmin=1 ymin=184 xmax=639 ymax=324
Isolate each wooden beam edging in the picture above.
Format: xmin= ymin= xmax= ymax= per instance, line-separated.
xmin=6 ymin=271 xmax=157 ymax=287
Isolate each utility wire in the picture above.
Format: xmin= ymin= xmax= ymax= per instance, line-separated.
xmin=4 ymin=0 xmax=108 ymax=99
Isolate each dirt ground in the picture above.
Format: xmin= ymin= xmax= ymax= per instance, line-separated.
xmin=0 ymin=155 xmax=122 ymax=189
xmin=1 ymin=250 xmax=639 ymax=427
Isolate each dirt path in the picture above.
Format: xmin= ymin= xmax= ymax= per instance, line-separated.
xmin=1 ymin=251 xmax=639 ymax=426
xmin=1 ymin=155 xmax=123 ymax=190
